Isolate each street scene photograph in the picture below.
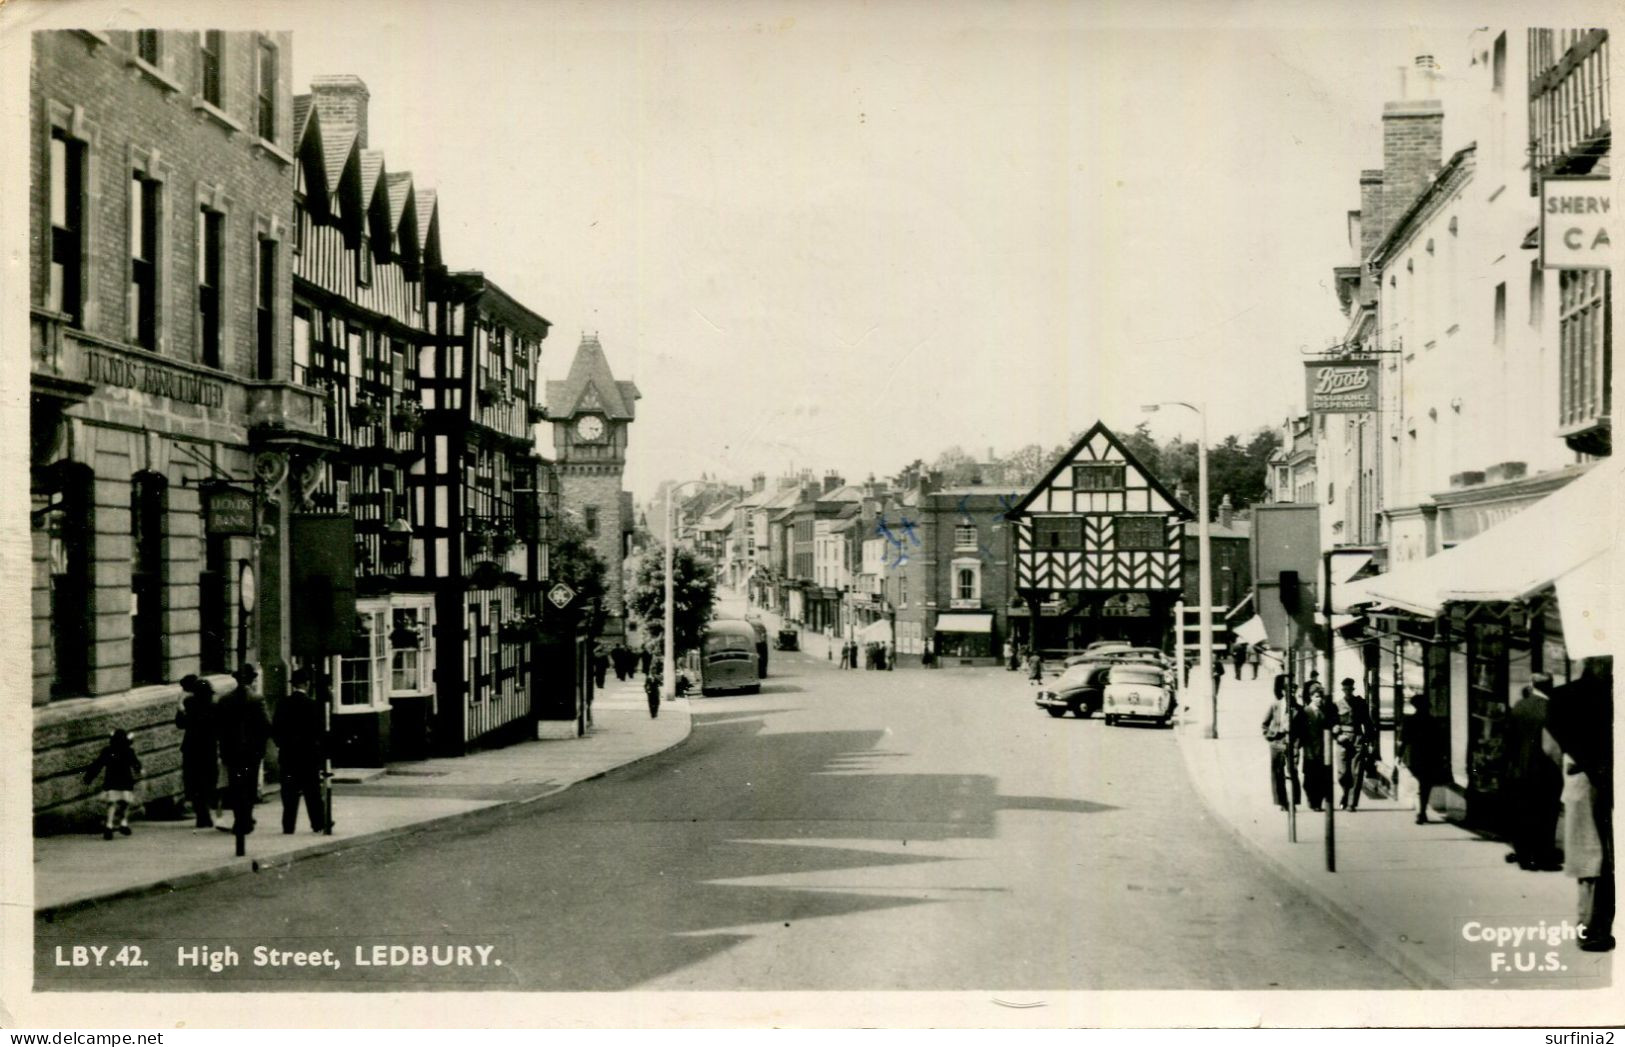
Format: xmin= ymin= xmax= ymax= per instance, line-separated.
xmin=2 ymin=0 xmax=1618 ymax=1031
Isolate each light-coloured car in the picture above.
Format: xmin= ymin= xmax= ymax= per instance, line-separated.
xmin=1101 ymin=663 xmax=1177 ymax=727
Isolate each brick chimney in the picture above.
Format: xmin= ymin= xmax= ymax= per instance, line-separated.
xmin=822 ymin=472 xmax=843 ymax=495
xmin=1219 ymin=493 xmax=1234 ymax=529
xmin=752 ymin=472 xmax=765 ymax=493
xmin=1380 ymin=56 xmax=1444 ymax=244
xmin=309 ymin=74 xmax=370 ymax=148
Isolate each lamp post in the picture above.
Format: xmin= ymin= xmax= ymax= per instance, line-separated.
xmin=1143 ymin=400 xmax=1213 ymax=738
xmin=663 ymin=480 xmax=707 ymax=703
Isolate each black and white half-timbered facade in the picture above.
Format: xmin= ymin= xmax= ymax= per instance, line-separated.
xmin=1005 ymin=421 xmax=1193 ymax=652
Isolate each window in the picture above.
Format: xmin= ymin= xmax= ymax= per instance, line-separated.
xmin=198 ymin=206 xmax=223 ymax=368
xmin=954 ymin=525 xmax=977 ymax=550
xmin=1559 ymin=270 xmax=1611 ymax=430
xmin=338 ymin=607 xmax=389 ymax=710
xmin=48 ymin=130 xmax=85 ymax=324
xmin=136 ymin=30 xmax=160 ymax=65
xmin=1073 ymin=463 xmax=1125 ymax=491
xmin=37 ymin=463 xmax=93 ymax=698
xmin=1493 ymin=282 xmax=1506 ymax=349
xmin=293 ymin=306 xmax=312 ymax=385
xmin=129 ymin=174 xmax=159 ymax=349
xmin=199 ymin=30 xmax=222 ymax=106
xmin=257 ymin=238 xmax=276 ymax=378
xmin=956 ymin=568 xmax=977 ymax=600
xmin=293 ymin=200 xmax=306 ymax=255
xmin=256 ymin=39 xmax=277 ymax=141
xmin=130 ymin=472 xmax=167 ymax=686
xmin=1114 ymin=515 xmax=1164 ymax=551
xmin=357 ymin=234 xmax=373 ymax=286
xmin=584 ymin=505 xmax=599 ymax=537
xmin=1492 ymin=31 xmax=1506 ymax=91
xmin=900 ymin=576 xmax=908 ymax=608
xmin=390 ymin=606 xmax=433 ymax=693
xmin=1033 ymin=517 xmax=1082 ymax=550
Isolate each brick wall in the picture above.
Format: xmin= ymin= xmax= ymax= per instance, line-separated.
xmin=1381 ymin=100 xmax=1444 ymax=244
xmin=558 ymin=465 xmax=627 ymax=621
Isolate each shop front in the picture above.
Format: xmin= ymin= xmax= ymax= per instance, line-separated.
xmin=932 ymin=611 xmax=995 ymax=663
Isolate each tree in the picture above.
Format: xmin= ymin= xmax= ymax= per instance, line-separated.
xmin=1118 ymin=421 xmax=1163 ymax=482
xmin=550 ymin=517 xmax=610 ymax=636
xmin=630 ymin=546 xmax=718 ymax=656
xmin=999 ymin=442 xmax=1049 ymax=486
xmin=932 ymin=445 xmax=978 ymax=485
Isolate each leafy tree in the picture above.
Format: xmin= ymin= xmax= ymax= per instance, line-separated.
xmin=630 ymin=546 xmax=718 ymax=656
xmin=1118 ymin=421 xmax=1163 ymax=481
xmin=999 ymin=442 xmax=1050 ymax=486
xmin=550 ymin=516 xmax=610 ymax=636
xmin=932 ymin=445 xmax=978 ymax=485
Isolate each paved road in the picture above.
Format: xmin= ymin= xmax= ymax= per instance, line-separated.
xmin=36 ymin=652 xmax=1411 ymax=991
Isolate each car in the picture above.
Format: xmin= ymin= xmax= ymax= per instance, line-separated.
xmin=1035 ymin=662 xmax=1112 ymax=719
xmin=774 ymin=628 xmax=799 ymax=651
xmin=1065 ymin=642 xmax=1136 ymax=666
xmin=1100 ymin=663 xmax=1178 ymax=727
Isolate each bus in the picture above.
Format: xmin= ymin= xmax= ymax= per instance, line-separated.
xmin=700 ymin=619 xmax=762 ymax=696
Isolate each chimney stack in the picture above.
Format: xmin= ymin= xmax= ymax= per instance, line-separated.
xmin=309 ymin=74 xmax=370 ymax=149
xmin=1219 ymin=493 xmax=1234 ymax=529
xmin=822 ymin=472 xmax=843 ymax=495
xmin=1380 ymin=55 xmax=1444 ymax=245
xmin=752 ymin=472 xmax=765 ymax=493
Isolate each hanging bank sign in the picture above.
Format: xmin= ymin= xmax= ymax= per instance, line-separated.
xmin=1304 ymin=359 xmax=1378 ymax=414
xmin=1542 ymin=176 xmax=1612 ymax=270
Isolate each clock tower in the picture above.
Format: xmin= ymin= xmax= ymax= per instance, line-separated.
xmin=546 ymin=334 xmax=640 ymax=640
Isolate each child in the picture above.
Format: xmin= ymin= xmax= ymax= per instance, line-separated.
xmin=83 ymin=728 xmax=142 ymax=840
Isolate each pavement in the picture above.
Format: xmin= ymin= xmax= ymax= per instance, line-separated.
xmin=34 ymin=677 xmax=690 ymax=916
xmin=1172 ymin=667 xmax=1611 ymax=989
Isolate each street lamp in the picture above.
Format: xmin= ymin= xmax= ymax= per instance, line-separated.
xmin=664 ymin=480 xmax=708 ymax=703
xmin=1142 ymin=400 xmax=1214 ymax=739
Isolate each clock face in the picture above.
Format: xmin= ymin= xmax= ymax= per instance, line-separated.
xmin=575 ymin=415 xmax=606 ymax=442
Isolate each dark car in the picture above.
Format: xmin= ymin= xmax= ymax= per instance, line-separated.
xmin=1035 ymin=662 xmax=1112 ymax=719
xmin=774 ymin=628 xmax=799 ymax=651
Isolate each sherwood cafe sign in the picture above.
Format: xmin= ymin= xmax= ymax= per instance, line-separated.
xmin=1304 ymin=359 xmax=1379 ymax=414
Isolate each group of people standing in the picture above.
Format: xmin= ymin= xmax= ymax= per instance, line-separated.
xmin=836 ymin=639 xmax=892 ymax=670
xmin=1261 ymin=672 xmax=1380 ymax=815
xmin=82 ymin=664 xmax=332 ymax=843
xmin=602 ymin=642 xmax=653 ymax=686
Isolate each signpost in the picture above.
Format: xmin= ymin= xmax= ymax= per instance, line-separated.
xmin=548 ymin=582 xmax=577 ymax=610
xmin=205 ymin=486 xmax=258 ymax=536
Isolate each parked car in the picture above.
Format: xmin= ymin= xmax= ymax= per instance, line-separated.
xmin=1035 ymin=663 xmax=1112 ymax=719
xmin=1101 ymin=663 xmax=1177 ymax=727
xmin=774 ymin=628 xmax=799 ymax=651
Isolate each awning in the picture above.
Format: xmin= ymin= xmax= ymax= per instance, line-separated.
xmin=934 ymin=613 xmax=993 ymax=634
xmin=1232 ymin=615 xmax=1268 ymax=645
xmin=1323 ymin=553 xmax=1374 ymax=613
xmin=857 ymin=619 xmax=893 ymax=643
xmin=1340 ymin=456 xmax=1620 ymax=648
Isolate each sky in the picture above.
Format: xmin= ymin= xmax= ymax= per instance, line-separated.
xmin=11 ymin=0 xmax=1514 ymax=502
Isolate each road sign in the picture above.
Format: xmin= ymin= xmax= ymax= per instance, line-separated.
xmin=548 ymin=583 xmax=576 ymax=609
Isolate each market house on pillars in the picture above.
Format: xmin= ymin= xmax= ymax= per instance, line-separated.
xmin=1005 ymin=421 xmax=1194 ymax=653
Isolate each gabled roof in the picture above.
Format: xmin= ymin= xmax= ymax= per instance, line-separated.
xmin=443 ymin=271 xmax=552 ymax=340
xmin=545 ymin=334 xmax=640 ymax=420
xmin=1006 ymin=420 xmax=1193 ymax=519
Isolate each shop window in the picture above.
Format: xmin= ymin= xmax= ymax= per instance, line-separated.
xmin=337 ymin=607 xmax=389 ymax=712
xmin=130 ymin=472 xmax=167 ymax=686
xmin=1073 ymin=463 xmax=1125 ymax=491
xmin=198 ymin=206 xmax=223 ymax=368
xmin=36 ymin=463 xmax=93 ymax=698
xmin=1114 ymin=515 xmax=1164 ymax=551
xmin=129 ymin=173 xmax=160 ymax=350
xmin=198 ymin=30 xmax=223 ymax=107
xmin=390 ymin=605 xmax=433 ymax=694
xmin=48 ymin=130 xmax=85 ymax=325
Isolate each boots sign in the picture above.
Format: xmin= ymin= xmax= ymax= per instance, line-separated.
xmin=1304 ymin=359 xmax=1378 ymax=414
xmin=1541 ymin=176 xmax=1611 ymax=270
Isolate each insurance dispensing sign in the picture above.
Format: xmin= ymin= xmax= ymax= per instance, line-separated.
xmin=1542 ymin=176 xmax=1612 ymax=270
xmin=1304 ymin=359 xmax=1378 ymax=414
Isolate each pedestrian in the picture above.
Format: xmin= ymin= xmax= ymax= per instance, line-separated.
xmin=174 ymin=674 xmax=219 ymax=829
xmin=1231 ymin=642 xmax=1246 ymax=680
xmin=1261 ymin=674 xmax=1302 ymax=811
xmin=1544 ymin=663 xmax=1614 ymax=952
xmin=884 ymin=640 xmax=895 ymax=670
xmin=839 ymin=639 xmax=851 ymax=669
xmin=1005 ymin=640 xmax=1017 ymax=672
xmin=215 ymin=664 xmax=270 ymax=837
xmin=82 ymin=728 xmax=141 ymax=840
xmin=1299 ymin=682 xmax=1332 ymax=812
xmin=922 ymin=637 xmax=935 ymax=669
xmin=272 ymin=667 xmax=330 ymax=834
xmin=640 ymin=645 xmax=653 ymax=676
xmin=1299 ymin=670 xmax=1325 ymax=708
xmin=1027 ymin=650 xmax=1045 ymax=687
xmin=1399 ymin=693 xmax=1445 ymax=825
xmin=1332 ymin=677 xmax=1376 ymax=811
xmin=1505 ymin=676 xmax=1564 ymax=869
xmin=644 ymin=670 xmax=660 ymax=719
xmin=1211 ymin=658 xmax=1224 ymax=698
xmin=1248 ymin=643 xmax=1261 ymax=680
xmin=593 ymin=646 xmax=609 ymax=690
